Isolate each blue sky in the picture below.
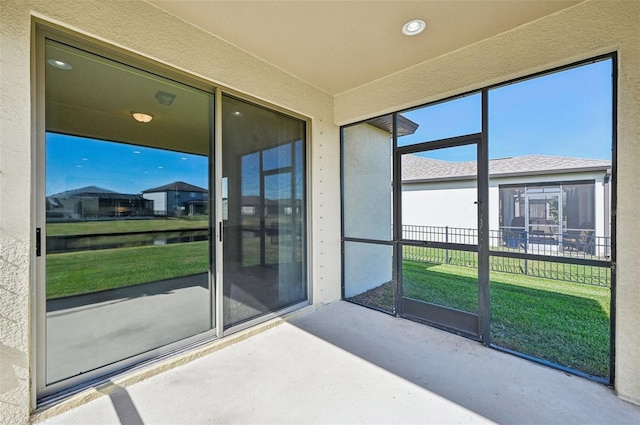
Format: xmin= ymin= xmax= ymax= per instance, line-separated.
xmin=47 ymin=59 xmax=612 ymax=195
xmin=399 ymin=58 xmax=612 ymax=162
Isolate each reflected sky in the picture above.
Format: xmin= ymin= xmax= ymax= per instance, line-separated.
xmin=46 ymin=133 xmax=208 ymax=196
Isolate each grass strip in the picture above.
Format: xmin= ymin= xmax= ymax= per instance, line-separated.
xmin=47 ymin=217 xmax=208 ymax=236
xmin=46 ymin=241 xmax=209 ymax=299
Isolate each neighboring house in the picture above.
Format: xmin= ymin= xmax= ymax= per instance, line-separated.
xmin=402 ymin=154 xmax=611 ymax=256
xmin=142 ymin=181 xmax=208 ymax=217
xmin=46 ymin=186 xmax=151 ymax=220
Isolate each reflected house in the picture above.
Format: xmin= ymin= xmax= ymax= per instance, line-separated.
xmin=143 ymin=181 xmax=208 ymax=217
xmin=240 ymin=195 xmax=303 ymax=242
xmin=402 ymin=154 xmax=611 ymax=256
xmin=46 ymin=185 xmax=151 ymax=220
xmin=240 ymin=195 xmax=303 ymax=217
xmin=240 ymin=195 xmax=276 ymax=217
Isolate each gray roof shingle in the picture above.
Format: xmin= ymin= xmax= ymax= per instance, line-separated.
xmin=402 ymin=154 xmax=611 ymax=182
xmin=48 ymin=186 xmax=144 ymax=201
xmin=143 ymin=181 xmax=207 ymax=193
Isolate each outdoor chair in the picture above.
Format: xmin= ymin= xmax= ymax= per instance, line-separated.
xmin=564 ymin=222 xmax=595 ymax=254
xmin=504 ymin=216 xmax=526 ymax=248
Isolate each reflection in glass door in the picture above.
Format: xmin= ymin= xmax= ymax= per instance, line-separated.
xmin=399 ymin=140 xmax=481 ymax=337
xmin=39 ymin=34 xmax=310 ymax=398
xmin=222 ymin=95 xmax=307 ymax=330
xmin=42 ymin=40 xmax=214 ymax=386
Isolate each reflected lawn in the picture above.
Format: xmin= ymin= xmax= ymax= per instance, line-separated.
xmin=46 ymin=241 xmax=209 ymax=299
xmin=47 ymin=216 xmax=208 ymax=236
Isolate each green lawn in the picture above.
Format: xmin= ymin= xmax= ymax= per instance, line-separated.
xmin=350 ymin=260 xmax=610 ymax=378
xmin=46 ymin=241 xmax=209 ymax=298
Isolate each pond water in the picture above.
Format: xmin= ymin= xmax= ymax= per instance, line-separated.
xmin=47 ymin=229 xmax=209 ymax=253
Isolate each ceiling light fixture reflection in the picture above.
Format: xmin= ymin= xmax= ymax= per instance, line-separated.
xmin=132 ymin=112 xmax=153 ymax=123
xmin=47 ymin=59 xmax=72 ymax=70
xmin=402 ymin=19 xmax=426 ymax=36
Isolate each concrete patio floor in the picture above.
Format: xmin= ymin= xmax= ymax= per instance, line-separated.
xmin=39 ymin=301 xmax=640 ymax=424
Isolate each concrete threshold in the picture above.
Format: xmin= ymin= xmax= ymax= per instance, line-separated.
xmin=35 ymin=301 xmax=640 ymax=424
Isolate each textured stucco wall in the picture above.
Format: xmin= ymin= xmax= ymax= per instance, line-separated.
xmin=343 ymin=124 xmax=392 ymax=241
xmin=0 ymin=0 xmax=339 ymax=422
xmin=336 ymin=0 xmax=640 ymax=405
xmin=342 ymin=124 xmax=393 ymax=298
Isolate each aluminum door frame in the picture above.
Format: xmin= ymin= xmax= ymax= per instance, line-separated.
xmin=393 ymin=127 xmax=490 ymax=341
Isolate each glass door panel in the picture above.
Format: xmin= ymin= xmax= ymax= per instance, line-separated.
xmin=222 ymin=95 xmax=307 ymax=329
xmin=400 ymin=142 xmax=480 ymax=337
xmin=44 ymin=40 xmax=213 ymax=385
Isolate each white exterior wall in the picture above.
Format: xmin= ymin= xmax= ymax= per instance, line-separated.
xmin=343 ymin=242 xmax=392 ymax=299
xmin=0 ymin=1 xmax=339 ymax=422
xmin=336 ymin=0 xmax=640 ymax=406
xmin=343 ymin=124 xmax=392 ymax=297
xmin=143 ymin=192 xmax=167 ymax=215
xmin=594 ymin=176 xmax=607 ymax=256
xmin=343 ymin=125 xmax=392 ymax=241
xmin=402 ymin=181 xmax=477 ymax=229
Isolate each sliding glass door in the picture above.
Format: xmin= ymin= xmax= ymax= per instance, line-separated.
xmin=42 ymin=39 xmax=215 ymax=388
xmin=221 ymin=95 xmax=307 ymax=330
xmin=37 ymin=31 xmax=309 ymax=399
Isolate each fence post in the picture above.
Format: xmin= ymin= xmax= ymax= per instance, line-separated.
xmin=524 ymin=230 xmax=529 ymax=276
xmin=445 ymin=226 xmax=449 ymax=264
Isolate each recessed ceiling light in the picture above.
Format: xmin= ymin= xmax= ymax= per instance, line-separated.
xmin=233 ymin=111 xmax=242 ymax=117
xmin=402 ymin=19 xmax=426 ymax=36
xmin=47 ymin=59 xmax=72 ymax=70
xmin=132 ymin=112 xmax=153 ymax=123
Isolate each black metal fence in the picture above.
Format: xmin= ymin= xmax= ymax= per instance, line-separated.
xmin=402 ymin=225 xmax=611 ymax=287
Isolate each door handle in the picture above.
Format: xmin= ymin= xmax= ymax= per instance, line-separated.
xmin=36 ymin=228 xmax=42 ymax=257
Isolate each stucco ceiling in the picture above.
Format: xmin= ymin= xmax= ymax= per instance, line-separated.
xmin=148 ymin=0 xmax=581 ymax=95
